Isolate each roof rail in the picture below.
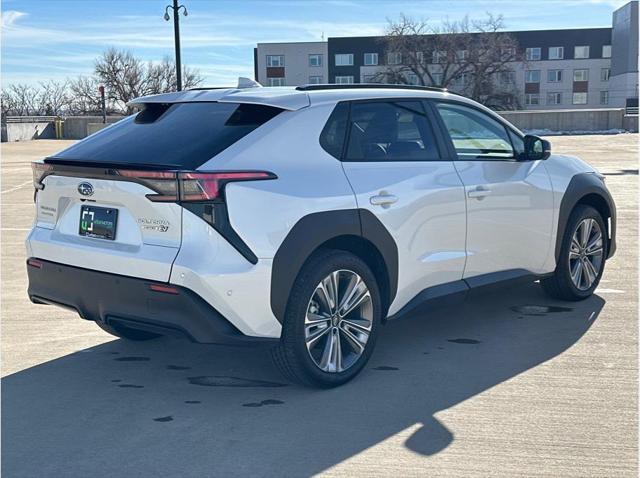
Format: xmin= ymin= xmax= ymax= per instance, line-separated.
xmin=295 ymin=83 xmax=448 ymax=93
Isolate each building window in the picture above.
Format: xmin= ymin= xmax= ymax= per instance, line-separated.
xmin=602 ymin=45 xmax=612 ymax=58
xmin=501 ymin=47 xmax=516 ymax=61
xmin=573 ymin=69 xmax=589 ymax=81
xmin=500 ymin=71 xmax=515 ymax=85
xmin=573 ymin=92 xmax=588 ymax=104
xmin=548 ymin=47 xmax=564 ymax=60
xmin=416 ymin=51 xmax=425 ymax=64
xmin=431 ymin=50 xmax=447 ymax=63
xmin=547 ymin=92 xmax=562 ymax=105
xmin=364 ymin=53 xmax=378 ymax=66
xmin=335 ymin=75 xmax=354 ymax=84
xmin=526 ymin=47 xmax=541 ymax=61
xmin=407 ymin=73 xmax=419 ymax=85
xmin=525 ymin=70 xmax=541 ymax=83
xmin=548 ymin=70 xmax=563 ymax=83
xmin=600 ymin=91 xmax=609 ymax=104
xmin=574 ymin=46 xmax=590 ymax=59
xmin=431 ymin=72 xmax=443 ymax=86
xmin=456 ymin=50 xmax=469 ymax=62
xmin=267 ymin=77 xmax=285 ymax=86
xmin=309 ymin=75 xmax=323 ymax=84
xmin=335 ymin=54 xmax=354 ymax=66
xmin=266 ymin=55 xmax=284 ymax=67
xmin=309 ymin=54 xmax=323 ymax=67
xmin=601 ymin=68 xmax=610 ymax=82
xmin=525 ymin=94 xmax=540 ymax=105
xmin=387 ymin=52 xmax=402 ymax=65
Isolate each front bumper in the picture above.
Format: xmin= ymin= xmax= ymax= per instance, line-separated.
xmin=26 ymin=258 xmax=276 ymax=346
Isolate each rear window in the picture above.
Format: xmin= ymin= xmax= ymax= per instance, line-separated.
xmin=49 ymin=102 xmax=282 ymax=169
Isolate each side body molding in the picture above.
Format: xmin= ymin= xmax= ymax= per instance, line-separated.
xmin=270 ymin=209 xmax=398 ymax=323
xmin=555 ymin=172 xmax=617 ymax=261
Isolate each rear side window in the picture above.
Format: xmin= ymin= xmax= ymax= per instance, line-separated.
xmin=435 ymin=102 xmax=514 ymax=160
xmin=319 ymin=102 xmax=349 ymax=159
xmin=50 ymin=102 xmax=282 ymax=169
xmin=345 ymin=101 xmax=440 ymax=162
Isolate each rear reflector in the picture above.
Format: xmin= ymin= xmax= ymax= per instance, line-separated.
xmin=27 ymin=259 xmax=43 ymax=269
xmin=148 ymin=284 xmax=180 ymax=295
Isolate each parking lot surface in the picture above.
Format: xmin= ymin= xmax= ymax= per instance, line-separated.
xmin=1 ymin=135 xmax=637 ymax=477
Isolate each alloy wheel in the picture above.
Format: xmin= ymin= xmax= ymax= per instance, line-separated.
xmin=569 ymin=218 xmax=604 ymax=291
xmin=304 ymin=270 xmax=373 ymax=373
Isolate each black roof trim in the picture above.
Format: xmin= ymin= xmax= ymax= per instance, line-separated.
xmin=296 ymin=83 xmax=448 ymax=93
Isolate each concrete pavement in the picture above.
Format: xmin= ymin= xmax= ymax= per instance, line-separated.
xmin=1 ymin=136 xmax=637 ymax=477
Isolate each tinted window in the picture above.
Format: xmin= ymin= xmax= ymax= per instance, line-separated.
xmin=319 ymin=102 xmax=349 ymax=159
xmin=50 ymin=102 xmax=282 ymax=169
xmin=435 ymin=103 xmax=514 ymax=160
xmin=345 ymin=101 xmax=440 ymax=161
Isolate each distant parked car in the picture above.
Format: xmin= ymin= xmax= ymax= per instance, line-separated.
xmin=26 ymin=82 xmax=616 ymax=387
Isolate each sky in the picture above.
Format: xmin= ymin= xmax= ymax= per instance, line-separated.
xmin=0 ymin=0 xmax=630 ymax=88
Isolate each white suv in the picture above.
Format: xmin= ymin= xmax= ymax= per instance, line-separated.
xmin=27 ymin=83 xmax=616 ymax=387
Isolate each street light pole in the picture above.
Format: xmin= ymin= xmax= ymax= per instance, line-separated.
xmin=164 ymin=1 xmax=188 ymax=91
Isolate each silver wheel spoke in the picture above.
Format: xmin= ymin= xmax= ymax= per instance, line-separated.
xmin=582 ymin=259 xmax=597 ymax=287
xmin=319 ymin=330 xmax=341 ymax=372
xmin=571 ymin=260 xmax=584 ymax=288
xmin=339 ymin=277 xmax=370 ymax=318
xmin=305 ymin=323 xmax=331 ymax=349
xmin=586 ymin=247 xmax=603 ymax=257
xmin=339 ymin=324 xmax=367 ymax=354
xmin=579 ymin=219 xmax=592 ymax=247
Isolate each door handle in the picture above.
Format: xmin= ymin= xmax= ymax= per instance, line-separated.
xmin=370 ymin=193 xmax=398 ymax=208
xmin=467 ymin=186 xmax=492 ymax=199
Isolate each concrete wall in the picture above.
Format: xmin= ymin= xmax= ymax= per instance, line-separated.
xmin=497 ymin=108 xmax=636 ymax=132
xmin=62 ymin=116 xmax=123 ymax=139
xmin=4 ymin=121 xmax=56 ymax=142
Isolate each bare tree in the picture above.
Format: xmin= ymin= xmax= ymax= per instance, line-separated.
xmin=375 ymin=14 xmax=522 ymax=109
xmin=94 ymin=48 xmax=203 ymax=113
xmin=37 ymin=80 xmax=71 ymax=116
xmin=1 ymin=84 xmax=40 ymax=116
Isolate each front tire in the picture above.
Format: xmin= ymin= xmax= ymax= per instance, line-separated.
xmin=96 ymin=321 xmax=161 ymax=341
xmin=541 ymin=205 xmax=607 ymax=301
xmin=271 ymin=250 xmax=382 ymax=388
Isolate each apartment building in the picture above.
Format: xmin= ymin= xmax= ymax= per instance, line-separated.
xmin=254 ymin=1 xmax=638 ymax=110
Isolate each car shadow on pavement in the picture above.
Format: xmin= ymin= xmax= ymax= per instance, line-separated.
xmin=2 ymin=282 xmax=604 ymax=477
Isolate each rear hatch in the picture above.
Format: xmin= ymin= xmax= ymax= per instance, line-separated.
xmin=29 ymin=101 xmax=282 ymax=282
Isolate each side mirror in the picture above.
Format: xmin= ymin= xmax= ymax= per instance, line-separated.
xmin=523 ymin=135 xmax=551 ymax=161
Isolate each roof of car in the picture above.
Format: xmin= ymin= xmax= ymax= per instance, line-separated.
xmin=128 ymin=84 xmax=466 ymax=111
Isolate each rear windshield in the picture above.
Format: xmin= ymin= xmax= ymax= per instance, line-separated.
xmin=48 ymin=102 xmax=282 ymax=169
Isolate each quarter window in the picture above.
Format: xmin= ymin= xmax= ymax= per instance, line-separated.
xmin=435 ymin=103 xmax=515 ymax=160
xmin=266 ymin=55 xmax=284 ymax=67
xmin=345 ymin=101 xmax=440 ymax=161
xmin=335 ymin=54 xmax=354 ymax=66
xmin=364 ymin=53 xmax=378 ymax=65
xmin=319 ymin=102 xmax=349 ymax=159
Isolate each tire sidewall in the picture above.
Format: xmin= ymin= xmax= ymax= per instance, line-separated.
xmin=282 ymin=250 xmax=382 ymax=387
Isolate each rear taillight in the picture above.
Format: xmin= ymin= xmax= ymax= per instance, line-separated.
xmin=114 ymin=170 xmax=276 ymax=203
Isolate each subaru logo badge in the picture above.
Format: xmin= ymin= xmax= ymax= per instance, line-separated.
xmin=78 ymin=182 xmax=94 ymax=197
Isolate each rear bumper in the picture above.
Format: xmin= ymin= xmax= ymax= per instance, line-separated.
xmin=26 ymin=258 xmax=277 ymax=346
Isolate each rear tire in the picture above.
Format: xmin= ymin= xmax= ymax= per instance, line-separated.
xmin=541 ymin=205 xmax=607 ymax=301
xmin=271 ymin=250 xmax=382 ymax=388
xmin=96 ymin=321 xmax=161 ymax=341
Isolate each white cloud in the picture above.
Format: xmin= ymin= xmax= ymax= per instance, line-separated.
xmin=0 ymin=10 xmax=27 ymax=27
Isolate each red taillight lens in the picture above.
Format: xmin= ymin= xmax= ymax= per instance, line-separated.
xmin=148 ymin=283 xmax=180 ymax=295
xmin=117 ymin=170 xmax=179 ymax=202
xmin=27 ymin=258 xmax=43 ymax=268
xmin=178 ymin=171 xmax=275 ymax=202
xmin=32 ymin=162 xmax=53 ymax=190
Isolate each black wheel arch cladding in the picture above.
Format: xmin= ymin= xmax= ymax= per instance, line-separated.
xmin=556 ymin=172 xmax=616 ymax=262
xmin=270 ymin=209 xmax=398 ymax=323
